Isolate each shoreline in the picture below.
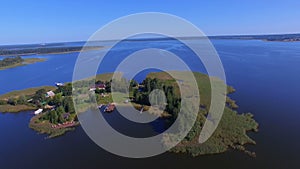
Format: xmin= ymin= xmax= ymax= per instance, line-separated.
xmin=0 ymin=46 xmax=106 ymax=57
xmin=29 ymin=113 xmax=79 ymax=138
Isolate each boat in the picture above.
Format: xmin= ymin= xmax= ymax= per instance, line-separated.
xmin=104 ymin=103 xmax=115 ymax=113
xmin=34 ymin=109 xmax=43 ymax=115
xmin=55 ymin=82 xmax=64 ymax=87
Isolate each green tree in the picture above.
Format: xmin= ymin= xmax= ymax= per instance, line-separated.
xmin=52 ymin=93 xmax=63 ymax=106
xmin=63 ymin=97 xmax=75 ymax=113
xmin=56 ymin=83 xmax=72 ymax=96
xmin=56 ymin=106 xmax=66 ymax=123
xmin=0 ymin=100 xmax=6 ymax=105
xmin=0 ymin=56 xmax=24 ymax=68
xmin=7 ymin=97 xmax=17 ymax=105
xmin=17 ymin=95 xmax=27 ymax=105
xmin=49 ymin=110 xmax=58 ymax=124
xmin=33 ymin=89 xmax=46 ymax=104
xmin=105 ymin=81 xmax=111 ymax=93
xmin=145 ymin=79 xmax=151 ymax=93
xmin=129 ymin=80 xmax=138 ymax=89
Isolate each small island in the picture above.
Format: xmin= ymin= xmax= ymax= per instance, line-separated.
xmin=0 ymin=56 xmax=46 ymax=70
xmin=0 ymin=72 xmax=258 ymax=156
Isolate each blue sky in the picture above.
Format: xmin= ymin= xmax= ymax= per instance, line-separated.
xmin=1 ymin=0 xmax=299 ymax=45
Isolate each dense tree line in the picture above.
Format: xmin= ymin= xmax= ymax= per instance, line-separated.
xmin=1 ymin=94 xmax=30 ymax=106
xmin=0 ymin=56 xmax=24 ymax=67
xmin=133 ymin=78 xmax=181 ymax=122
xmin=55 ymin=83 xmax=72 ymax=96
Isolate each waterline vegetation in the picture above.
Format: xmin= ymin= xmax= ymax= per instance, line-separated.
xmin=0 ymin=56 xmax=46 ymax=70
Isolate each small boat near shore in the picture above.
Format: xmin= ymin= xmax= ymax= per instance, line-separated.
xmin=104 ymin=103 xmax=115 ymax=113
xmin=55 ymin=82 xmax=64 ymax=87
xmin=34 ymin=109 xmax=43 ymax=115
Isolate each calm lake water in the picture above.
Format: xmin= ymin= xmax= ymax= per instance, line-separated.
xmin=0 ymin=39 xmax=300 ymax=169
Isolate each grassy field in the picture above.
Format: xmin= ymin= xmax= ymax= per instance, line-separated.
xmin=78 ymin=72 xmax=122 ymax=82
xmin=0 ymin=86 xmax=56 ymax=100
xmin=96 ymin=72 xmax=116 ymax=81
xmin=0 ymin=104 xmax=36 ymax=113
xmin=0 ymin=58 xmax=46 ymax=70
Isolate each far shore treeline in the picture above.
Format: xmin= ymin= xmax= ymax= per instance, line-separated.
xmin=0 ymin=46 xmax=103 ymax=56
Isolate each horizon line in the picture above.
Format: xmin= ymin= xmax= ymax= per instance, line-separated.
xmin=1 ymin=32 xmax=299 ymax=47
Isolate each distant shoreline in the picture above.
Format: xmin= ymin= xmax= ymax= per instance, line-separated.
xmin=1 ymin=33 xmax=300 ymax=54
xmin=263 ymin=38 xmax=300 ymax=42
xmin=0 ymin=46 xmax=105 ymax=57
xmin=208 ymin=34 xmax=300 ymax=42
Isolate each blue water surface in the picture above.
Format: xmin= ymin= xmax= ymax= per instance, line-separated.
xmin=0 ymin=39 xmax=300 ymax=168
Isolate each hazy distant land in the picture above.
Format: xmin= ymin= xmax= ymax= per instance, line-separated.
xmin=0 ymin=45 xmax=104 ymax=56
xmin=209 ymin=33 xmax=300 ymax=42
xmin=0 ymin=33 xmax=299 ymax=57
